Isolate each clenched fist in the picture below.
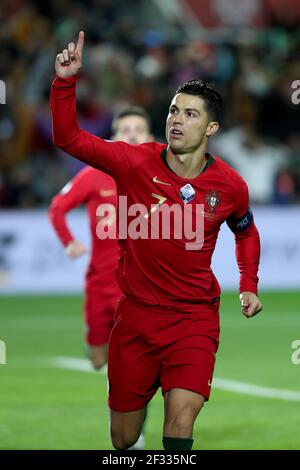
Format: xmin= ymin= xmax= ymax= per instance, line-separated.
xmin=65 ymin=239 xmax=88 ymax=259
xmin=240 ymin=291 xmax=263 ymax=318
xmin=55 ymin=31 xmax=85 ymax=79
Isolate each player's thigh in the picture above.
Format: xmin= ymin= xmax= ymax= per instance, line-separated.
xmin=161 ymin=336 xmax=218 ymax=403
xmin=108 ymin=299 xmax=160 ymax=412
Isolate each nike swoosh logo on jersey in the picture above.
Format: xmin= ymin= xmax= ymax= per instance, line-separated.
xmin=100 ymin=189 xmax=116 ymax=197
xmin=153 ymin=176 xmax=171 ymax=186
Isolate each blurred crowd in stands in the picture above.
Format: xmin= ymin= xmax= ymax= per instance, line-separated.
xmin=0 ymin=0 xmax=300 ymax=207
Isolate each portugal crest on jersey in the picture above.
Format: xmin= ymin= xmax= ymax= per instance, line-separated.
xmin=206 ymin=190 xmax=220 ymax=212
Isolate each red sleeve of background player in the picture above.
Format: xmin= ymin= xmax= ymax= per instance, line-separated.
xmin=226 ymin=180 xmax=260 ymax=295
xmin=50 ymin=76 xmax=153 ymax=178
xmin=48 ymin=167 xmax=92 ymax=247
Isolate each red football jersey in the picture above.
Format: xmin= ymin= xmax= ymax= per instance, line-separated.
xmin=48 ymin=165 xmax=119 ymax=275
xmin=51 ymin=76 xmax=260 ymax=313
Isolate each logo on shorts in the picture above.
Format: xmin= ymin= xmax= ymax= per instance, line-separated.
xmin=206 ymin=190 xmax=220 ymax=212
xmin=208 ymin=379 xmax=212 ymax=387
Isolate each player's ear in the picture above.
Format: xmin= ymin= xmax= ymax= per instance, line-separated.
xmin=206 ymin=121 xmax=219 ymax=138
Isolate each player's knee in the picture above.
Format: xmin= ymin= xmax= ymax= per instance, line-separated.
xmin=89 ymin=345 xmax=108 ymax=369
xmin=91 ymin=357 xmax=106 ymax=369
xmin=164 ymin=415 xmax=192 ymax=436
xmin=111 ymin=429 xmax=140 ymax=450
xmin=164 ymin=406 xmax=202 ymax=437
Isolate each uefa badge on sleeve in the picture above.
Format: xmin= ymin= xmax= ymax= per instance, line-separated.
xmin=179 ymin=183 xmax=195 ymax=204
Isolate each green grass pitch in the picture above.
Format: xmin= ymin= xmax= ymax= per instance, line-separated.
xmin=0 ymin=291 xmax=299 ymax=449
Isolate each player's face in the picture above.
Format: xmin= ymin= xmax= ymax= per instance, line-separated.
xmin=166 ymin=93 xmax=217 ymax=154
xmin=114 ymin=115 xmax=152 ymax=145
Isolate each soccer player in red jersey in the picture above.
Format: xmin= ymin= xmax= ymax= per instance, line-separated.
xmin=51 ymin=32 xmax=262 ymax=451
xmin=48 ymin=107 xmax=153 ymax=370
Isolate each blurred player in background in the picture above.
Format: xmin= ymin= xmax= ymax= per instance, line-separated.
xmin=51 ymin=31 xmax=262 ymax=451
xmin=48 ymin=107 xmax=153 ymax=369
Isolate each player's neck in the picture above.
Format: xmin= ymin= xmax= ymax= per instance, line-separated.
xmin=166 ymin=146 xmax=208 ymax=179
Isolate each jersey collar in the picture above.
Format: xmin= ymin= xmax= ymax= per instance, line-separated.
xmin=160 ymin=148 xmax=214 ymax=177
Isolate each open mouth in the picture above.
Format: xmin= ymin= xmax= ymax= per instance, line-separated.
xmin=170 ymin=127 xmax=183 ymax=137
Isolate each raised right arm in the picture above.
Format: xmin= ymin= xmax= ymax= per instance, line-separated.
xmin=51 ymin=31 xmax=129 ymax=177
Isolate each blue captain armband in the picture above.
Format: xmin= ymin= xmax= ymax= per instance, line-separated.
xmin=227 ymin=208 xmax=254 ymax=233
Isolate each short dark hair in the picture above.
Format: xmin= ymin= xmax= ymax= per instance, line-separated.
xmin=111 ymin=106 xmax=151 ymax=135
xmin=175 ymin=80 xmax=222 ymax=122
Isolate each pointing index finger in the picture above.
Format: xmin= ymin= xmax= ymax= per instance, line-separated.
xmin=75 ymin=31 xmax=85 ymax=56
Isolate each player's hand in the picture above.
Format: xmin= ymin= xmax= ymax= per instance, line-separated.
xmin=55 ymin=31 xmax=85 ymax=79
xmin=240 ymin=291 xmax=262 ymax=318
xmin=65 ymin=240 xmax=88 ymax=259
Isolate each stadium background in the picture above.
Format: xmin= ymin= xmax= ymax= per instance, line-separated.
xmin=0 ymin=0 xmax=299 ymax=450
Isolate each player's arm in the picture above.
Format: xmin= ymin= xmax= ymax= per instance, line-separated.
xmin=227 ymin=181 xmax=262 ymax=318
xmin=50 ymin=31 xmax=130 ymax=177
xmin=48 ymin=168 xmax=91 ymax=258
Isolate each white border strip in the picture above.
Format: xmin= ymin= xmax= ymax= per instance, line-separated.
xmin=51 ymin=357 xmax=300 ymax=402
xmin=52 ymin=356 xmax=107 ymax=375
xmin=213 ymin=377 xmax=300 ymax=401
